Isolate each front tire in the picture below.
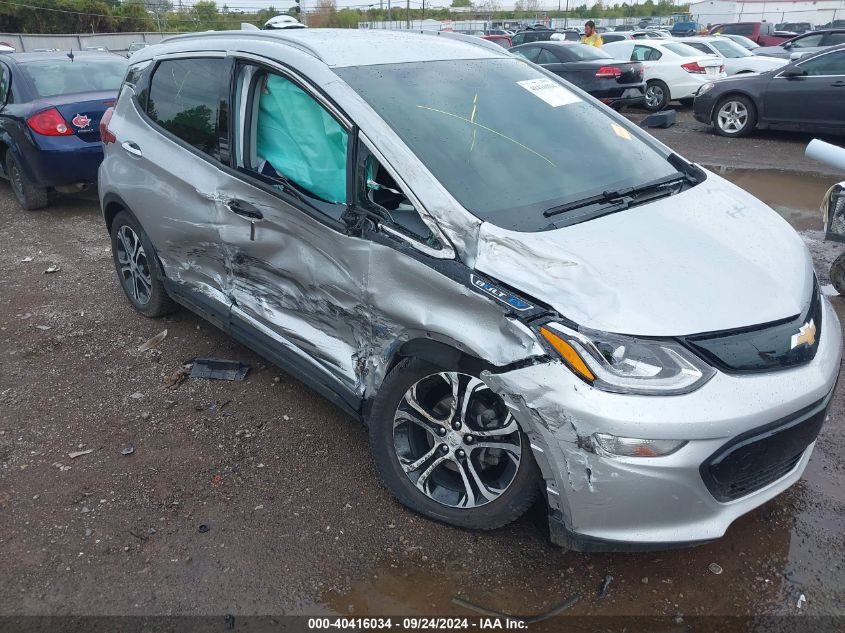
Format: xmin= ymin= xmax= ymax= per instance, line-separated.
xmin=644 ymin=80 xmax=670 ymax=111
xmin=713 ymin=95 xmax=757 ymax=137
xmin=109 ymin=210 xmax=177 ymax=317
xmin=369 ymin=358 xmax=540 ymax=530
xmin=6 ymin=149 xmax=48 ymax=210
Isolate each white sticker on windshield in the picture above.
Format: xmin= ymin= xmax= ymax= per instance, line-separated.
xmin=517 ymin=79 xmax=580 ymax=107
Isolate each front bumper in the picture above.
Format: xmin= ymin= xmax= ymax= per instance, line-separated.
xmin=693 ymin=90 xmax=718 ymax=124
xmin=484 ymin=297 xmax=842 ymax=550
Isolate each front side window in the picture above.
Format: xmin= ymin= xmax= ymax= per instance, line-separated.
xmin=792 ymin=33 xmax=824 ymax=48
xmin=234 ymin=65 xmax=348 ymax=217
xmin=798 ymin=51 xmax=845 ymax=76
xmin=335 ymin=58 xmax=681 ymax=232
xmin=356 ymin=143 xmax=440 ymax=249
xmin=147 ymin=58 xmax=228 ymax=159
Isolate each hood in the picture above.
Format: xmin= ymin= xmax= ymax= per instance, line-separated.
xmin=474 ymin=170 xmax=814 ymax=337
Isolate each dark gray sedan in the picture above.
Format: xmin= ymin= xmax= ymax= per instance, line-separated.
xmin=510 ymin=41 xmax=645 ymax=108
xmin=693 ymin=44 xmax=845 ymax=136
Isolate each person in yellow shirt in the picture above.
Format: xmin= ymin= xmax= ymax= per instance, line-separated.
xmin=580 ymin=21 xmax=603 ymax=47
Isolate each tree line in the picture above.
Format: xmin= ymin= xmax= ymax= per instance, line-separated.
xmin=0 ymin=0 xmax=689 ymax=34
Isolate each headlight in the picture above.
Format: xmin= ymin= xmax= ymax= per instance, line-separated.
xmin=539 ymin=323 xmax=715 ymax=395
xmin=593 ymin=433 xmax=687 ymax=457
xmin=696 ymin=82 xmax=716 ymax=96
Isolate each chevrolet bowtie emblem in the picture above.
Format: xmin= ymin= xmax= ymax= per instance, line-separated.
xmin=790 ymin=319 xmax=816 ymax=350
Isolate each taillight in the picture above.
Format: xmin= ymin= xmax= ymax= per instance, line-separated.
xmin=100 ymin=107 xmax=116 ymax=145
xmin=681 ymin=61 xmax=707 ymax=74
xmin=595 ymin=66 xmax=622 ymax=78
xmin=27 ymin=108 xmax=73 ymax=136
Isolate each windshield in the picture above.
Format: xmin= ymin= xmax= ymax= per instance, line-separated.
xmin=710 ymin=39 xmax=751 ymax=58
xmin=20 ymin=58 xmax=128 ymax=98
xmin=565 ymin=44 xmax=612 ymax=60
xmin=662 ymin=42 xmax=705 ymax=57
xmin=336 ymin=59 xmax=679 ymax=232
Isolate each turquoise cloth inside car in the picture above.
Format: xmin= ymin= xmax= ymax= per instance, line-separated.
xmin=256 ymin=74 xmax=347 ymax=204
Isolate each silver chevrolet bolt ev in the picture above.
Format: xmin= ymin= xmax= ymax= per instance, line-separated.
xmin=99 ymin=30 xmax=842 ymax=550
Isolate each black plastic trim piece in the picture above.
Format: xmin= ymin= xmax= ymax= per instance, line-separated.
xmin=162 ymin=278 xmax=363 ymax=420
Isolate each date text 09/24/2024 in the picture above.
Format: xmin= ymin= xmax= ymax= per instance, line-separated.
xmin=307 ymin=618 xmax=528 ymax=629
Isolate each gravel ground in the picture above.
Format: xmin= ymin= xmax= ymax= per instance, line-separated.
xmin=1 ymin=110 xmax=844 ymax=630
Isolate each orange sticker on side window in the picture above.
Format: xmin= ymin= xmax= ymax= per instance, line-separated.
xmin=611 ymin=123 xmax=632 ymax=140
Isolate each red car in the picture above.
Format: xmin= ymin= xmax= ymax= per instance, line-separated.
xmin=481 ymin=34 xmax=512 ymax=48
xmin=708 ymin=22 xmax=792 ymax=46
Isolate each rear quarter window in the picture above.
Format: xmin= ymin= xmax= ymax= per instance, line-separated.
xmin=146 ymin=57 xmax=229 ymax=160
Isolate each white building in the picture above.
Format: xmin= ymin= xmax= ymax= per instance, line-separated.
xmin=689 ymin=0 xmax=845 ymax=28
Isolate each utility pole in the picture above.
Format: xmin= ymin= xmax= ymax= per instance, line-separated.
xmin=422 ymin=0 xmax=425 ymax=19
xmin=564 ymin=0 xmax=569 ymax=27
xmin=387 ymin=0 xmax=392 ymax=24
xmin=406 ymin=0 xmax=410 ymax=28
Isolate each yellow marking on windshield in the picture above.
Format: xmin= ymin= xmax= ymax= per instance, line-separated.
xmin=416 ymin=105 xmax=556 ymax=168
xmin=469 ymin=93 xmax=478 ymax=152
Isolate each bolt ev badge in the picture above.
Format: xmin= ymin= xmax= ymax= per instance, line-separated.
xmin=790 ymin=319 xmax=816 ymax=350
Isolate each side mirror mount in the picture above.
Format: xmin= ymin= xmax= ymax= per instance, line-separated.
xmin=781 ymin=66 xmax=807 ymax=78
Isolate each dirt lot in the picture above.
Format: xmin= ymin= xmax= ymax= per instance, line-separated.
xmin=1 ymin=107 xmax=845 ymax=630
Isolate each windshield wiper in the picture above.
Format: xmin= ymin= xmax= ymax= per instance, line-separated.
xmin=543 ymin=172 xmax=692 ymax=218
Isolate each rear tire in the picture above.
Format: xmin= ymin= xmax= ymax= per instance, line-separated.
xmin=6 ymin=149 xmax=48 ymax=211
xmin=644 ymin=80 xmax=670 ymax=111
xmin=713 ymin=95 xmax=757 ymax=137
xmin=109 ymin=210 xmax=177 ymax=318
xmin=368 ymin=358 xmax=541 ymax=531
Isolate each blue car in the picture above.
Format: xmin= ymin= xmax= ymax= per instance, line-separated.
xmin=0 ymin=52 xmax=128 ymax=209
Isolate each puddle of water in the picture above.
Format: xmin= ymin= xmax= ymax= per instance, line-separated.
xmin=708 ymin=166 xmax=841 ymax=232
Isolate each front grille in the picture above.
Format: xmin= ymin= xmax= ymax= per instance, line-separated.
xmin=685 ymin=282 xmax=822 ymax=373
xmin=700 ymin=396 xmax=830 ymax=502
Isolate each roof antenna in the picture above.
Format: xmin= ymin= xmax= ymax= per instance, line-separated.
xmin=67 ymin=49 xmax=74 ymax=62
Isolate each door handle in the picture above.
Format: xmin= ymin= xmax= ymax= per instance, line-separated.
xmin=226 ymin=199 xmax=263 ymax=220
xmin=121 ymin=141 xmax=142 ymax=158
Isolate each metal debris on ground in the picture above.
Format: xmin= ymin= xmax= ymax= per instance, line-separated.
xmin=224 ymin=614 xmax=235 ymax=630
xmin=138 ymin=329 xmax=168 ymax=352
xmin=190 ymin=358 xmax=250 ymax=381
xmin=597 ymin=574 xmax=613 ymax=599
xmin=120 ymin=446 xmax=135 ymax=456
xmin=21 ymin=256 xmax=33 ymax=262
xmin=708 ymin=563 xmax=723 ymax=575
xmin=452 ymin=592 xmax=581 ymax=624
xmin=43 ymin=266 xmax=61 ymax=274
xmin=198 ymin=523 xmax=210 ymax=533
xmin=797 ymin=593 xmax=807 ymax=609
xmin=68 ymin=449 xmax=93 ymax=459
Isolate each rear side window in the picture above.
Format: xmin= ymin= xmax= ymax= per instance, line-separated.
xmin=632 ymin=45 xmax=662 ymax=61
xmin=798 ymin=51 xmax=845 ymax=76
xmin=826 ymin=33 xmax=845 ymax=46
xmin=147 ymin=58 xmax=229 ymax=160
xmin=537 ymin=49 xmax=559 ymax=64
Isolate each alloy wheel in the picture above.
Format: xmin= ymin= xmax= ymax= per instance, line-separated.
xmin=717 ymin=100 xmax=748 ymax=134
xmin=392 ymin=372 xmax=522 ymax=509
xmin=115 ymin=225 xmax=152 ymax=305
xmin=645 ymin=84 xmax=664 ymax=109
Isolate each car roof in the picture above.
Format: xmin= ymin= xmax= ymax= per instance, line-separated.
xmin=160 ymin=29 xmax=509 ymax=67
